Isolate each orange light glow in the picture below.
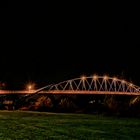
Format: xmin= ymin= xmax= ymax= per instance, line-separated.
xmin=129 ymin=83 xmax=133 ymax=87
xmin=93 ymin=75 xmax=98 ymax=80
xmin=121 ymin=80 xmax=125 ymax=83
xmin=26 ymin=83 xmax=36 ymax=91
xmin=81 ymin=75 xmax=86 ymax=80
xmin=103 ymin=75 xmax=108 ymax=80
xmin=28 ymin=85 xmax=32 ymax=90
xmin=113 ymin=77 xmax=117 ymax=81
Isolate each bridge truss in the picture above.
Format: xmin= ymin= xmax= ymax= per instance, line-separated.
xmin=34 ymin=75 xmax=140 ymax=95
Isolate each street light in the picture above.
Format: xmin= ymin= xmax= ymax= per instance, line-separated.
xmin=26 ymin=83 xmax=35 ymax=93
xmin=93 ymin=75 xmax=98 ymax=80
xmin=129 ymin=83 xmax=133 ymax=87
xmin=121 ymin=80 xmax=125 ymax=83
xmin=113 ymin=77 xmax=117 ymax=81
xmin=28 ymin=85 xmax=32 ymax=90
xmin=103 ymin=75 xmax=108 ymax=80
xmin=81 ymin=75 xmax=86 ymax=80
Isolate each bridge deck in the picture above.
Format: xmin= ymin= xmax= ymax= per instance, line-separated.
xmin=0 ymin=90 xmax=140 ymax=95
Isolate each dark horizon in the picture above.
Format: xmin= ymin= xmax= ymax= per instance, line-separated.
xmin=0 ymin=2 xmax=140 ymax=90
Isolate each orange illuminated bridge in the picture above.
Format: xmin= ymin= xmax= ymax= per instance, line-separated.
xmin=0 ymin=75 xmax=140 ymax=96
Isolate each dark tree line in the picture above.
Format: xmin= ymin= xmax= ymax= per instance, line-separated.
xmin=1 ymin=94 xmax=140 ymax=117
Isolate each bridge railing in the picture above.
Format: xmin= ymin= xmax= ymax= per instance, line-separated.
xmin=0 ymin=90 xmax=36 ymax=94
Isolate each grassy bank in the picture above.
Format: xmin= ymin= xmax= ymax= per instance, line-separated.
xmin=0 ymin=111 xmax=140 ymax=139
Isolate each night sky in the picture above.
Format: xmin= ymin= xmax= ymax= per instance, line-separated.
xmin=0 ymin=2 xmax=140 ymax=89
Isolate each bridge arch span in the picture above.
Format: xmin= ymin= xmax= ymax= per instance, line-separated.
xmin=34 ymin=75 xmax=140 ymax=95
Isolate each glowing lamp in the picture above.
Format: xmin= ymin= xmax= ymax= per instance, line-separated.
xmin=93 ymin=75 xmax=98 ymax=80
xmin=121 ymin=80 xmax=125 ymax=83
xmin=26 ymin=83 xmax=35 ymax=91
xmin=81 ymin=75 xmax=86 ymax=80
xmin=129 ymin=83 xmax=133 ymax=87
xmin=103 ymin=75 xmax=108 ymax=80
xmin=113 ymin=77 xmax=117 ymax=81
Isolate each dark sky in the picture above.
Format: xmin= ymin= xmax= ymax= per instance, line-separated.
xmin=0 ymin=2 xmax=140 ymax=89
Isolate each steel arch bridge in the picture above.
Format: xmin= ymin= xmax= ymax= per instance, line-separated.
xmin=34 ymin=75 xmax=140 ymax=95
